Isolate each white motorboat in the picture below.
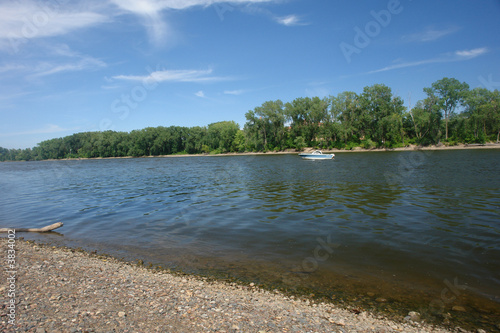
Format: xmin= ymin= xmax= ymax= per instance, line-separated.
xmin=298 ymin=150 xmax=335 ymax=160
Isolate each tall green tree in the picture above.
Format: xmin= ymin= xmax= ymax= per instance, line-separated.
xmin=327 ymin=92 xmax=361 ymax=145
xmin=487 ymin=90 xmax=500 ymax=142
xmin=359 ymin=84 xmax=405 ymax=145
xmin=285 ymin=97 xmax=328 ymax=144
xmin=463 ymin=88 xmax=500 ymax=142
xmin=245 ymin=100 xmax=286 ymax=151
xmin=207 ymin=121 xmax=240 ymax=152
xmin=243 ymin=110 xmax=265 ymax=151
xmin=424 ymin=78 xmax=469 ymax=140
xmin=185 ymin=126 xmax=208 ymax=154
xmin=408 ymin=95 xmax=442 ymax=145
xmin=233 ymin=130 xmax=247 ymax=152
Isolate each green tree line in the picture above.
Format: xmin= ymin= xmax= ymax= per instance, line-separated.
xmin=1 ymin=77 xmax=499 ymax=162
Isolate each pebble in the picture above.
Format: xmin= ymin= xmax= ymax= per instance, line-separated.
xmin=452 ymin=306 xmax=467 ymax=312
xmin=405 ymin=311 xmax=421 ymax=322
xmin=0 ymin=239 xmax=479 ymax=333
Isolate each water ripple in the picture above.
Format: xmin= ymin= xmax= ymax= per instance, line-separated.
xmin=1 ymin=151 xmax=499 ymax=305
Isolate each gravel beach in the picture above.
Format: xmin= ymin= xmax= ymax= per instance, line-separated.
xmin=1 ymin=239 xmax=475 ymax=333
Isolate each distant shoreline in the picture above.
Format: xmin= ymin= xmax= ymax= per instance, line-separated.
xmin=61 ymin=142 xmax=500 ymax=159
xmin=166 ymin=143 xmax=500 ymax=158
xmin=321 ymin=142 xmax=500 ymax=153
xmin=2 ymin=142 xmax=499 ymax=162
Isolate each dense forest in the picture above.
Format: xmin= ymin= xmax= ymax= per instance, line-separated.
xmin=1 ymin=77 xmax=499 ymax=161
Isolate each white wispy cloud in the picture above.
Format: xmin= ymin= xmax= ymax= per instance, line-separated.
xmin=113 ymin=68 xmax=231 ymax=83
xmin=0 ymin=91 xmax=33 ymax=102
xmin=402 ymin=26 xmax=460 ymax=42
xmin=275 ymin=14 xmax=307 ymax=26
xmin=195 ymin=90 xmax=206 ymax=98
xmin=110 ymin=0 xmax=274 ymax=12
xmin=3 ymin=43 xmax=107 ymax=78
xmin=455 ymin=48 xmax=488 ymax=58
xmin=0 ymin=0 xmax=282 ymax=50
xmin=32 ymin=58 xmax=106 ymax=77
xmin=366 ymin=48 xmax=489 ymax=74
xmin=0 ymin=124 xmax=73 ymax=137
xmin=50 ymin=43 xmax=85 ymax=58
xmin=0 ymin=64 xmax=26 ymax=73
xmin=109 ymin=0 xmax=275 ymax=45
xmin=0 ymin=1 xmax=107 ymax=52
xmin=224 ymin=89 xmax=245 ymax=95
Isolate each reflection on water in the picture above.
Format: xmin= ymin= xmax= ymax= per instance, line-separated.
xmin=1 ymin=150 xmax=499 ymax=329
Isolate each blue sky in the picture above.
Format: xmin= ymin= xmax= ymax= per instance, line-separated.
xmin=1 ymin=0 xmax=499 ymax=149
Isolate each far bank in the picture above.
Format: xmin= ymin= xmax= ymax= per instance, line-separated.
xmin=2 ymin=142 xmax=499 ymax=162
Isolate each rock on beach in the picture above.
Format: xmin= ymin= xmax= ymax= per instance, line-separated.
xmin=0 ymin=239 xmax=466 ymax=332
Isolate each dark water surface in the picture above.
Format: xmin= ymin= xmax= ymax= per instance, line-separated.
xmin=1 ymin=150 xmax=499 ymax=328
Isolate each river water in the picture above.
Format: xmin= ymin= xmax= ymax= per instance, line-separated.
xmin=1 ymin=150 xmax=499 ymax=328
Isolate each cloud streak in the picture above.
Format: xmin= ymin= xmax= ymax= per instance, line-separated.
xmin=0 ymin=1 xmax=107 ymax=52
xmin=224 ymin=89 xmax=245 ymax=95
xmin=109 ymin=0 xmax=276 ymax=45
xmin=402 ymin=26 xmax=460 ymax=42
xmin=0 ymin=124 xmax=73 ymax=137
xmin=32 ymin=58 xmax=106 ymax=77
xmin=0 ymin=0 xmax=285 ymax=50
xmin=113 ymin=68 xmax=231 ymax=83
xmin=275 ymin=14 xmax=307 ymax=26
xmin=2 ymin=43 xmax=107 ymax=78
xmin=366 ymin=48 xmax=489 ymax=75
xmin=109 ymin=0 xmax=274 ymax=12
xmin=455 ymin=48 xmax=488 ymax=58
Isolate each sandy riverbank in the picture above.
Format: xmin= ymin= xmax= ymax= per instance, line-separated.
xmin=2 ymin=142 xmax=498 ymax=163
xmin=155 ymin=143 xmax=500 ymax=158
xmin=322 ymin=143 xmax=500 ymax=154
xmin=78 ymin=142 xmax=500 ymax=159
xmin=1 ymin=239 xmax=474 ymax=333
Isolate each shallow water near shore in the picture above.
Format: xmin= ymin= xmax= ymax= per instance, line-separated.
xmin=1 ymin=150 xmax=499 ymax=329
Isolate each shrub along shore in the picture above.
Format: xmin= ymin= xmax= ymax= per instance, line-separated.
xmin=1 ymin=77 xmax=499 ymax=162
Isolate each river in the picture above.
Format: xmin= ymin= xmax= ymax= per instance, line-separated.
xmin=1 ymin=150 xmax=499 ymax=328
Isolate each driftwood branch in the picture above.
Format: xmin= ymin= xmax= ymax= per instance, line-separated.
xmin=0 ymin=222 xmax=63 ymax=233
